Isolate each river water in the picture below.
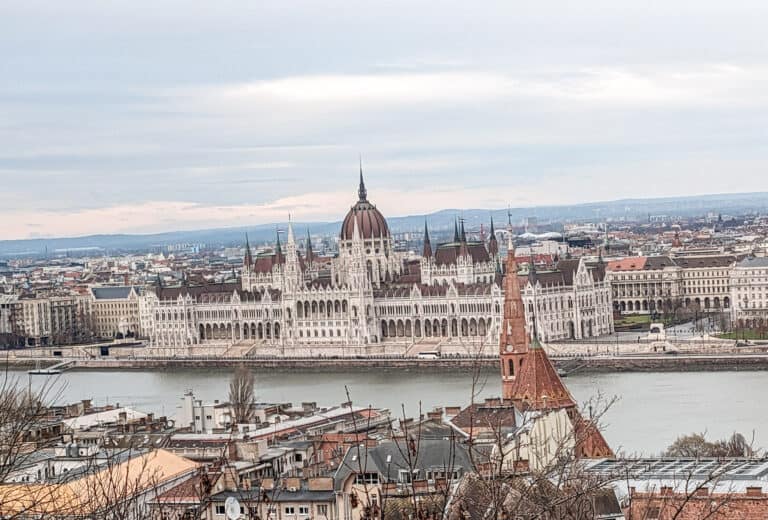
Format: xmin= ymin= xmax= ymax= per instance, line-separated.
xmin=6 ymin=368 xmax=766 ymax=455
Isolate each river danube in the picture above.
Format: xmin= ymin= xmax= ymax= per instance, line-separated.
xmin=8 ymin=368 xmax=765 ymax=455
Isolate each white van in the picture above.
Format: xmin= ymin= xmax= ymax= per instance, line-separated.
xmin=417 ymin=351 xmax=441 ymax=360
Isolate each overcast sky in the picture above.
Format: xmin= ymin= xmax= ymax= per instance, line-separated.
xmin=2 ymin=1 xmax=768 ymax=239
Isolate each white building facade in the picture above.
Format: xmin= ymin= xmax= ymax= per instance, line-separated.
xmin=730 ymin=257 xmax=768 ymax=327
xmin=140 ymin=174 xmax=614 ymax=356
xmin=522 ymin=258 xmax=614 ymax=341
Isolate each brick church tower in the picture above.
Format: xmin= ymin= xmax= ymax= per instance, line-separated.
xmin=499 ymin=243 xmax=532 ymax=401
xmin=500 ymin=242 xmax=577 ymax=411
xmin=499 ymin=243 xmax=613 ymax=457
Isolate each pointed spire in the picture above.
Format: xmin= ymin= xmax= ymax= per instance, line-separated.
xmin=358 ymin=156 xmax=368 ymax=202
xmin=488 ymin=216 xmax=499 ymax=256
xmin=306 ymin=229 xmax=314 ymax=264
xmin=453 ymin=219 xmax=460 ymax=242
xmin=459 ymin=218 xmax=467 ymax=243
xmin=287 ymin=215 xmax=295 ymax=245
xmin=422 ymin=219 xmax=433 ymax=259
xmin=275 ymin=228 xmax=282 ymax=258
xmin=244 ymin=233 xmax=253 ymax=267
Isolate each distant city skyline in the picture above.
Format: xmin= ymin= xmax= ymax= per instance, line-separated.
xmin=3 ymin=1 xmax=768 ymax=239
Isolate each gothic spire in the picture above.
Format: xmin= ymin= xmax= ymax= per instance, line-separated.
xmin=244 ymin=233 xmax=253 ymax=267
xmin=306 ymin=229 xmax=314 ymax=263
xmin=459 ymin=218 xmax=467 ymax=243
xmin=275 ymin=228 xmax=282 ymax=258
xmin=453 ymin=218 xmax=460 ymax=242
xmin=422 ymin=219 xmax=433 ymax=259
xmin=488 ymin=215 xmax=499 ymax=256
xmin=358 ymin=156 xmax=368 ymax=202
xmin=287 ymin=215 xmax=295 ymax=246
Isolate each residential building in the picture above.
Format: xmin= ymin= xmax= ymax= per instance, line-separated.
xmin=90 ymin=286 xmax=142 ymax=339
xmin=589 ymin=458 xmax=768 ymax=520
xmin=334 ymin=438 xmax=473 ymax=520
xmin=606 ymin=256 xmax=680 ymax=314
xmin=0 ymin=449 xmax=198 ymax=519
xmin=675 ymin=255 xmax=737 ymax=311
xmin=730 ymin=256 xmax=768 ymax=327
xmin=11 ymin=296 xmax=52 ymax=346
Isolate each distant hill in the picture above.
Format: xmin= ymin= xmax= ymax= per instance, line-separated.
xmin=2 ymin=191 xmax=767 ymax=256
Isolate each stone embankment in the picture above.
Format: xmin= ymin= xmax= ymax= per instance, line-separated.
xmin=4 ymin=336 xmax=768 ymax=373
xmin=7 ymin=353 xmax=768 ymax=373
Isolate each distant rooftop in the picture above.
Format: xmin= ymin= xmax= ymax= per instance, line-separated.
xmin=736 ymin=256 xmax=768 ymax=268
xmin=90 ymin=286 xmax=140 ymax=300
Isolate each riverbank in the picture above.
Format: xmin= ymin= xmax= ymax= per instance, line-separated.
xmin=8 ymin=353 xmax=768 ymax=373
xmin=4 ymin=367 xmax=767 ymax=454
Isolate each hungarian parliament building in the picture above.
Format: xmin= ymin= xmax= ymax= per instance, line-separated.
xmin=142 ymin=173 xmax=614 ymax=356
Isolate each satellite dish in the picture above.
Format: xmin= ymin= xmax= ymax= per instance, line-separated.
xmin=225 ymin=496 xmax=241 ymax=520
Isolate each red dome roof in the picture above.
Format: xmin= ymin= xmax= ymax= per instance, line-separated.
xmin=340 ymin=168 xmax=390 ymax=240
xmin=341 ymin=201 xmax=390 ymax=240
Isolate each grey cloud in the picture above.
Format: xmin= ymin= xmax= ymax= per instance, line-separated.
xmin=2 ymin=0 xmax=768 ymax=235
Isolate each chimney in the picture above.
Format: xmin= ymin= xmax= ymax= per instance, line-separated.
xmin=427 ymin=408 xmax=443 ymax=421
xmin=444 ymin=406 xmax=461 ymax=418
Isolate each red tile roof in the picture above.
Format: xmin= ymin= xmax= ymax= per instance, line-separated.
xmin=606 ymin=257 xmax=648 ymax=271
xmin=506 ymin=341 xmax=576 ymax=412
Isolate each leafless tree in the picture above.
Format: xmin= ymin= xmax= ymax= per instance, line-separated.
xmin=0 ymin=368 xmax=62 ymax=486
xmin=229 ymin=365 xmax=255 ymax=427
xmin=664 ymin=431 xmax=759 ymax=458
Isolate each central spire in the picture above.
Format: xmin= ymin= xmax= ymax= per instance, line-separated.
xmin=358 ymin=156 xmax=368 ymax=202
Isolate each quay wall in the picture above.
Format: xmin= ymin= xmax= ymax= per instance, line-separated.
xmin=7 ymin=354 xmax=768 ymax=373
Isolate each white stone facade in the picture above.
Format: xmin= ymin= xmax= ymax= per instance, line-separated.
xmin=522 ymin=258 xmax=614 ymax=341
xmin=730 ymin=257 xmax=768 ymax=327
xmin=607 ymin=255 xmax=737 ymax=315
xmin=140 ymin=177 xmax=614 ymax=356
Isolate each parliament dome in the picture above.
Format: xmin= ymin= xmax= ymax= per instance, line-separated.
xmin=340 ymin=170 xmax=390 ymax=241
